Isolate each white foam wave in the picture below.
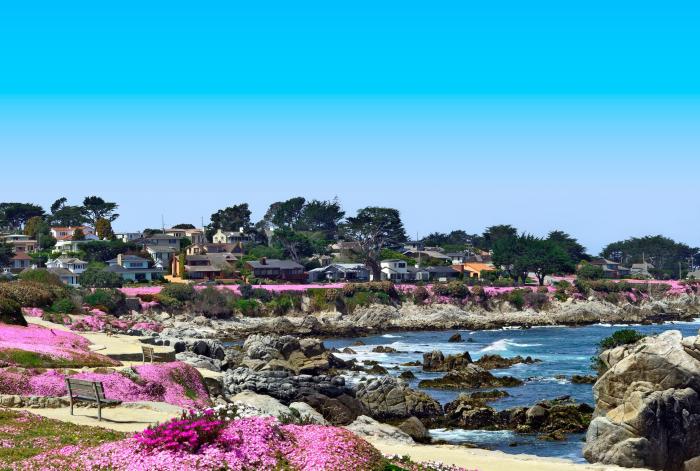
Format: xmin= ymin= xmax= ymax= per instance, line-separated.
xmin=381 ymin=334 xmax=401 ymax=338
xmin=479 ymin=339 xmax=542 ymax=352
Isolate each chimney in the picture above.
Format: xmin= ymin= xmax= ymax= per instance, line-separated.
xmin=117 ymin=254 xmax=123 ymax=266
xmin=261 ymin=257 xmax=267 ymax=265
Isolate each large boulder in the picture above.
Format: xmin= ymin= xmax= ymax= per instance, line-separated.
xmin=584 ymin=330 xmax=700 ymax=471
xmin=418 ymin=364 xmax=523 ymax=389
xmin=344 ymin=415 xmax=414 ymax=445
xmin=298 ymin=392 xmax=368 ymax=425
xmin=355 ymin=376 xmax=443 ymax=421
xmin=474 ymin=354 xmax=541 ymax=370
xmin=422 ymin=350 xmax=473 ymax=372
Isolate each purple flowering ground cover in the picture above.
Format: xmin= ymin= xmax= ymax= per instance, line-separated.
xmin=0 ymin=408 xmax=474 ymax=471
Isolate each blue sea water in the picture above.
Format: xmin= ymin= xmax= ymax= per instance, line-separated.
xmin=325 ymin=320 xmax=700 ymax=462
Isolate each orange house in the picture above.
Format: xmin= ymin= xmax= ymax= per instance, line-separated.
xmin=452 ymin=262 xmax=497 ymax=279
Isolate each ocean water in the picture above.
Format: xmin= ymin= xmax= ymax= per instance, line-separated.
xmin=325 ymin=320 xmax=700 ymax=462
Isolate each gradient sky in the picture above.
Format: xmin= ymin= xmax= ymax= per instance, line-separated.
xmin=1 ymin=1 xmax=699 ymax=253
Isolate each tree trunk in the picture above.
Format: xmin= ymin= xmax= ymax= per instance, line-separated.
xmin=366 ymin=259 xmax=381 ymax=281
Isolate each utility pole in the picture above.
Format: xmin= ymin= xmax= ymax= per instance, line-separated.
xmin=417 ymin=231 xmax=421 ymax=268
xmin=161 ymin=214 xmax=165 ymax=232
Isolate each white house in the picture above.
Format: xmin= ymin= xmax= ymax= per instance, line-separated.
xmin=46 ymin=268 xmax=80 ymax=286
xmin=146 ymin=245 xmax=177 ymax=270
xmin=165 ymin=228 xmax=206 ymax=245
xmin=115 ymin=232 xmax=144 ymax=243
xmin=46 ymin=256 xmax=88 ymax=275
xmin=54 ymin=239 xmax=94 ymax=254
xmin=374 ymin=259 xmax=409 ymax=281
xmin=212 ymin=228 xmax=254 ymax=244
xmin=50 ymin=226 xmax=95 ymax=240
xmin=105 ymin=254 xmax=163 ymax=282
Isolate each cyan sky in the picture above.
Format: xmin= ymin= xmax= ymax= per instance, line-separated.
xmin=1 ymin=1 xmax=699 ymax=252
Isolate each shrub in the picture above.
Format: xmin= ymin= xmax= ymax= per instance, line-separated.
xmin=492 ymin=277 xmax=515 ymax=287
xmin=524 ymin=291 xmax=549 ymax=311
xmin=17 ymin=269 xmax=63 ymax=286
xmin=251 ymin=288 xmax=273 ymax=302
xmin=506 ymin=289 xmax=526 ymax=311
xmin=80 ymin=267 xmax=123 ymax=288
xmin=160 ymin=283 xmax=196 ymax=302
xmin=83 ymin=289 xmax=126 ymax=314
xmin=0 ymin=298 xmax=27 ymax=326
xmin=413 ymin=286 xmax=430 ymax=303
xmin=193 ymin=287 xmax=233 ymax=319
xmin=599 ymin=329 xmax=646 ymax=350
xmin=574 ymin=279 xmax=591 ymax=296
xmin=230 ymin=298 xmax=261 ymax=317
xmin=0 ymin=281 xmax=57 ymax=307
xmin=239 ymin=284 xmax=253 ymax=299
xmin=156 ymin=294 xmax=182 ymax=311
xmin=576 ymin=262 xmax=604 ymax=280
xmin=50 ymin=298 xmax=75 ymax=314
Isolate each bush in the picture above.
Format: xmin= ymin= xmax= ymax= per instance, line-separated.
xmin=50 ymin=298 xmax=75 ymax=314
xmin=413 ymin=286 xmax=430 ymax=303
xmin=574 ymin=279 xmax=591 ymax=296
xmin=268 ymin=294 xmax=299 ymax=315
xmin=492 ymin=277 xmax=515 ymax=287
xmin=17 ymin=269 xmax=63 ymax=286
xmin=0 ymin=298 xmax=27 ymax=326
xmin=230 ymin=298 xmax=261 ymax=317
xmin=506 ymin=289 xmax=526 ymax=311
xmin=160 ymin=283 xmax=196 ymax=302
xmin=155 ymin=294 xmax=182 ymax=311
xmin=83 ymin=289 xmax=126 ymax=313
xmin=251 ymin=288 xmax=273 ymax=302
xmin=576 ymin=262 xmax=604 ymax=280
xmin=80 ymin=267 xmax=123 ymax=288
xmin=0 ymin=281 xmax=57 ymax=308
xmin=599 ymin=329 xmax=646 ymax=350
xmin=524 ymin=291 xmax=549 ymax=311
xmin=239 ymin=284 xmax=253 ymax=299
xmin=193 ymin=287 xmax=233 ymax=319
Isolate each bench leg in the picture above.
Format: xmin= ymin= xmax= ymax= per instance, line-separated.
xmin=97 ymin=401 xmax=102 ymax=421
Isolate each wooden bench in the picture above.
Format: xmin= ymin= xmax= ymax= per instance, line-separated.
xmin=65 ymin=378 xmax=121 ymax=421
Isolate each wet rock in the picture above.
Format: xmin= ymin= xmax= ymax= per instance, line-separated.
xmin=474 ymin=354 xmax=541 ymax=370
xmin=418 ymin=364 xmax=523 ymax=389
xmin=372 ymin=346 xmax=398 ymax=353
xmin=399 ymin=370 xmax=416 ymax=380
xmin=422 ymin=350 xmax=473 ymax=372
xmin=571 ymin=374 xmax=596 ymax=384
xmin=448 ymin=333 xmax=463 ymax=342
xmin=341 ymin=347 xmax=357 ymax=354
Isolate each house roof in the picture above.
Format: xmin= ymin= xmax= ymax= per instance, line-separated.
xmin=52 ymin=256 xmax=87 ymax=264
xmin=426 ymin=266 xmax=458 ymax=273
xmin=106 ymin=255 xmax=149 ymax=263
xmin=105 ymin=265 xmax=163 ymax=273
xmin=247 ymin=259 xmax=304 ymax=270
xmin=184 ymin=265 xmax=223 ymax=272
xmin=146 ymin=245 xmax=177 ymax=253
xmin=461 ymin=262 xmax=496 ymax=272
xmin=11 ymin=252 xmax=32 ymax=260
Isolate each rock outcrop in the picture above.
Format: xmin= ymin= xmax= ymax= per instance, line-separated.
xmin=583 ymin=330 xmax=700 ymax=471
xmin=418 ymin=364 xmax=523 ymax=389
xmin=355 ymin=376 xmax=443 ymax=421
xmin=474 ymin=354 xmax=541 ymax=370
xmin=422 ymin=350 xmax=473 ymax=372
xmin=344 ymin=415 xmax=414 ymax=445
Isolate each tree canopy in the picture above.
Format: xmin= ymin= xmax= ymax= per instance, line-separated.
xmin=342 ymin=206 xmax=407 ymax=279
xmin=82 ymin=196 xmax=119 ymax=225
xmin=0 ymin=203 xmax=45 ymax=230
xmin=547 ymin=230 xmax=589 ymax=263
xmin=208 ymin=203 xmax=252 ymax=238
xmin=601 ymin=235 xmax=698 ymax=279
xmin=492 ymin=233 xmax=575 ymax=285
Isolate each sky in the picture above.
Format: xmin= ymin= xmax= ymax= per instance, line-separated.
xmin=1 ymin=1 xmax=699 ymax=253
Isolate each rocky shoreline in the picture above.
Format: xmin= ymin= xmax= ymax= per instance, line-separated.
xmin=131 ymin=294 xmax=700 ymax=342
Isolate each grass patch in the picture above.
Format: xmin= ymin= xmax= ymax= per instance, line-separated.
xmin=0 ymin=408 xmax=126 ymax=467
xmin=0 ymin=348 xmax=117 ymax=369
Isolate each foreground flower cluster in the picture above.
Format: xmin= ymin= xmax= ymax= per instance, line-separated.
xmin=17 ymin=414 xmax=386 ymax=471
xmin=70 ymin=309 xmax=162 ymax=334
xmin=0 ymin=361 xmax=209 ymax=409
xmin=0 ymin=323 xmax=118 ymax=367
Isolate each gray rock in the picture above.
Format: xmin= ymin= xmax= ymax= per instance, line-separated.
xmin=344 ymin=415 xmax=414 ymax=445
xmin=355 ymin=376 xmax=443 ymax=420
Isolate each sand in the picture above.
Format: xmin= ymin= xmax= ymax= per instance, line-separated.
xmin=18 ymin=401 xmax=183 ymax=433
xmin=368 ymin=439 xmax=647 ymax=471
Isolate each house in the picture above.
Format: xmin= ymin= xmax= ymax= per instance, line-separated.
xmin=165 ymin=228 xmax=206 ymax=245
xmin=105 ymin=254 xmax=163 ymax=282
xmin=426 ymin=266 xmax=460 ymax=282
xmin=590 ymin=258 xmax=631 ymax=278
xmin=374 ymin=260 xmax=409 ymax=282
xmin=54 ymin=239 xmax=92 ymax=254
xmin=307 ymin=263 xmax=370 ymax=283
xmin=446 ymin=252 xmax=469 ymax=264
xmin=46 ymin=256 xmax=88 ymax=275
xmin=134 ymin=234 xmax=181 ymax=249
xmin=171 ymin=252 xmax=239 ymax=280
xmin=245 ymin=258 xmax=305 ymax=281
xmin=630 ymin=262 xmax=654 ymax=278
xmin=453 ymin=262 xmax=497 ymax=279
xmin=115 ymin=232 xmax=144 ymax=243
xmin=7 ymin=253 xmax=33 ymax=273
xmin=688 ymin=270 xmax=700 ymax=280
xmin=406 ymin=266 xmax=430 ymax=282
xmin=187 ymin=242 xmax=244 ymax=256
xmin=212 ymin=228 xmax=255 ymax=244
xmin=50 ymin=226 xmax=95 ymax=240
xmin=0 ymin=234 xmax=37 ymax=254
xmin=145 ymin=245 xmax=177 ymax=270
xmin=46 ymin=268 xmax=80 ymax=286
